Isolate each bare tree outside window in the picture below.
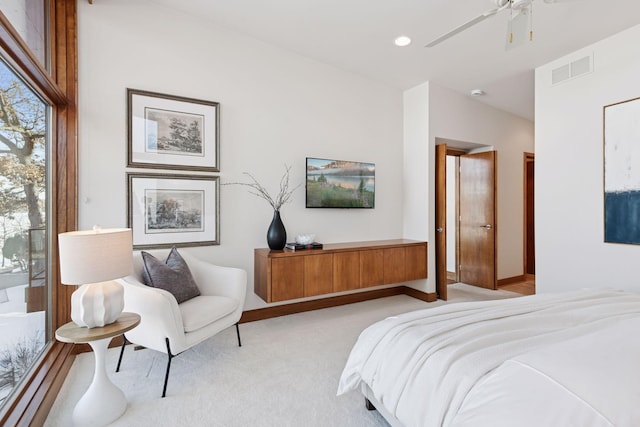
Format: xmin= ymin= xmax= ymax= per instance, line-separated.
xmin=0 ymin=59 xmax=49 ymax=408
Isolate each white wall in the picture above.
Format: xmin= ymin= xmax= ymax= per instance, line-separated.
xmin=430 ymin=83 xmax=534 ymax=283
xmin=402 ymin=83 xmax=430 ymax=292
xmin=77 ymin=0 xmax=403 ymax=309
xmin=403 ymin=82 xmax=535 ymax=293
xmin=535 ymin=24 xmax=640 ymax=294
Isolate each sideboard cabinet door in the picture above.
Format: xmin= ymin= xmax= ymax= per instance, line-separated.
xmin=334 ymin=251 xmax=360 ymax=292
xmin=271 ymin=257 xmax=304 ymax=302
xmin=304 ymin=254 xmax=333 ymax=297
xmin=360 ymin=249 xmax=384 ymax=288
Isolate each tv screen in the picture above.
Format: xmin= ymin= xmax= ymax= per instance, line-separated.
xmin=306 ymin=157 xmax=375 ymax=208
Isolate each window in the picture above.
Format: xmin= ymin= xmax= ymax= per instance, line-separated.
xmin=0 ymin=56 xmax=51 ymax=409
xmin=0 ymin=1 xmax=77 ymax=424
xmin=0 ymin=0 xmax=47 ymax=69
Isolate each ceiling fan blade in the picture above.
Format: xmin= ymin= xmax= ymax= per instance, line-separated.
xmin=425 ymin=7 xmax=504 ymax=48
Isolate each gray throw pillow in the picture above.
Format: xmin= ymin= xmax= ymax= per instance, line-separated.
xmin=141 ymin=247 xmax=201 ymax=304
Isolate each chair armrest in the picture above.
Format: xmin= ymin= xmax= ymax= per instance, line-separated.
xmin=117 ymin=276 xmax=186 ymax=353
xmin=182 ymin=254 xmax=247 ymax=306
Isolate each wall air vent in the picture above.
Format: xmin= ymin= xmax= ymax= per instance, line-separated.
xmin=551 ymin=54 xmax=593 ymax=85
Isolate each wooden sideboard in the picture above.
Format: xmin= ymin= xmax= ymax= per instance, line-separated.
xmin=254 ymin=239 xmax=428 ymax=303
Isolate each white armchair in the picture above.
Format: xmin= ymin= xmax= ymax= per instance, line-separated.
xmin=115 ymin=248 xmax=247 ymax=397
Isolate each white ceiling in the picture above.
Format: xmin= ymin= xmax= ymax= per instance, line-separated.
xmin=146 ymin=0 xmax=640 ymax=121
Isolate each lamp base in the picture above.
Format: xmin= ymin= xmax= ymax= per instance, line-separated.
xmin=71 ymin=281 xmax=124 ymax=328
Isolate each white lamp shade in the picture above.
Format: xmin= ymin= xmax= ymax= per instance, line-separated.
xmin=58 ymin=228 xmax=133 ymax=285
xmin=58 ymin=228 xmax=132 ymax=328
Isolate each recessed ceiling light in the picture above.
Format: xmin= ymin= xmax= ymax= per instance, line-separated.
xmin=394 ymin=36 xmax=412 ymax=47
xmin=470 ymin=89 xmax=485 ymax=96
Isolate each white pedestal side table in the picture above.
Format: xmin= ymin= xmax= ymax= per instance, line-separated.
xmin=56 ymin=312 xmax=141 ymax=427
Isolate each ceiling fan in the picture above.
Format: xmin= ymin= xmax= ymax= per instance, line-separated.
xmin=425 ymin=0 xmax=579 ymax=49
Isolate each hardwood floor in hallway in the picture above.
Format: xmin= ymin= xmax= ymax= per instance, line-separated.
xmin=498 ymin=276 xmax=535 ymax=296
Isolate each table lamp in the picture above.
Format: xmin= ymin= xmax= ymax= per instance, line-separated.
xmin=58 ymin=226 xmax=133 ymax=328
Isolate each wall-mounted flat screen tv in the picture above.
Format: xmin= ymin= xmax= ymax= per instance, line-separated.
xmin=306 ymin=157 xmax=375 ymax=208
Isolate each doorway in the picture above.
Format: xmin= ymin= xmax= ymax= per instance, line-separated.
xmin=435 ymin=143 xmax=497 ymax=300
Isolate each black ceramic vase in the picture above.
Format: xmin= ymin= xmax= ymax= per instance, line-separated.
xmin=267 ymin=210 xmax=287 ymax=250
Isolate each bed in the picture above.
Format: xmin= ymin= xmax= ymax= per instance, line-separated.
xmin=337 ymin=289 xmax=640 ymax=427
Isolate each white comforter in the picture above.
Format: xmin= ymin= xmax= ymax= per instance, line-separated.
xmin=337 ymin=289 xmax=640 ymax=427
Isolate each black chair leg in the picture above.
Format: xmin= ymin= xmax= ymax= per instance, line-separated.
xmin=235 ymin=323 xmax=242 ymax=347
xmin=116 ymin=335 xmax=128 ymax=373
xmin=162 ymin=337 xmax=174 ymax=398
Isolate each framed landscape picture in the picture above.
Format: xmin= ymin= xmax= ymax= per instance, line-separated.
xmin=305 ymin=157 xmax=375 ymax=208
xmin=128 ymin=89 xmax=219 ymax=172
xmin=604 ymin=96 xmax=640 ymax=244
xmin=128 ymin=173 xmax=219 ymax=249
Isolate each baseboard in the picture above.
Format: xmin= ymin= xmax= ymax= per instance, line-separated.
xmin=240 ymin=286 xmax=438 ymax=323
xmin=497 ymin=275 xmax=526 ymax=287
xmin=402 ymin=286 xmax=438 ymax=303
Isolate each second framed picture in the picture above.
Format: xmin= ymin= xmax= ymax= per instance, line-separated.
xmin=128 ymin=88 xmax=219 ymax=172
xmin=128 ymin=173 xmax=220 ymax=249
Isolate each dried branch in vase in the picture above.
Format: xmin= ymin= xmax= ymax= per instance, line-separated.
xmin=224 ymin=164 xmax=301 ymax=211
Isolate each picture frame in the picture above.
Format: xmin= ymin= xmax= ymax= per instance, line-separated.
xmin=305 ymin=157 xmax=375 ymax=208
xmin=127 ymin=89 xmax=219 ymax=172
xmin=604 ymin=96 xmax=640 ymax=245
xmin=127 ymin=173 xmax=220 ymax=249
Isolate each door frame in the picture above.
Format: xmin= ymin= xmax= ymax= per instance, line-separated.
xmin=435 ymin=144 xmax=447 ymax=300
xmin=523 ymin=152 xmax=535 ymax=277
xmin=435 ymin=146 xmax=474 ymax=300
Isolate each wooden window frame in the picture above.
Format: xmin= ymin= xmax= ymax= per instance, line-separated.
xmin=0 ymin=1 xmax=78 ymax=425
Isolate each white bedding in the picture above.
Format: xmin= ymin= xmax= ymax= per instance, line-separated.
xmin=337 ymin=289 xmax=640 ymax=427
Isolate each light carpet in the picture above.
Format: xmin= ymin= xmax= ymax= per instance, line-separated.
xmin=45 ymin=284 xmax=520 ymax=427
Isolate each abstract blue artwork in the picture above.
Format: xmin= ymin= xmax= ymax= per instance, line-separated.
xmin=604 ymin=96 xmax=640 ymax=244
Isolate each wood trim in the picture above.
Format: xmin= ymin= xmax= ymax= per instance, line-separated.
xmin=257 ymin=239 xmax=427 ymax=258
xmin=446 ymin=147 xmax=467 ymax=157
xmin=240 ymin=286 xmax=437 ymax=323
xmin=240 ymin=287 xmax=405 ymax=322
xmin=435 ymin=144 xmax=447 ymax=300
xmin=402 ymin=286 xmax=438 ymax=303
xmin=53 ymin=0 xmax=79 ymax=330
xmin=0 ymin=342 xmax=75 ymax=427
xmin=0 ymin=12 xmax=66 ymax=105
xmin=523 ymin=152 xmax=535 ymax=277
xmin=497 ymin=275 xmax=526 ymax=287
xmin=0 ymin=0 xmax=78 ymax=425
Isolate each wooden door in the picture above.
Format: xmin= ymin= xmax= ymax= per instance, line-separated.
xmin=435 ymin=144 xmax=447 ymax=299
xmin=459 ymin=151 xmax=497 ymax=289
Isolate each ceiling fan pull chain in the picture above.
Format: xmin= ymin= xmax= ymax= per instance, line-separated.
xmin=530 ymin=0 xmax=534 ymax=41
xmin=509 ymin=1 xmax=514 ymax=43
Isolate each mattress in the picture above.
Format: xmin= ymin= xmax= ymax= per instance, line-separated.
xmin=337 ymin=289 xmax=640 ymax=427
